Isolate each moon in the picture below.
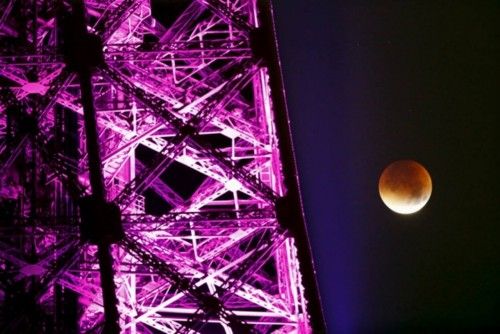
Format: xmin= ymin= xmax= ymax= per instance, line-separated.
xmin=378 ymin=160 xmax=432 ymax=214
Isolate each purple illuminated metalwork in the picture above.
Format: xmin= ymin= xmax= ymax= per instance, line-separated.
xmin=0 ymin=0 xmax=325 ymax=333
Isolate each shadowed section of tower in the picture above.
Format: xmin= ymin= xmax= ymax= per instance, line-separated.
xmin=0 ymin=1 xmax=325 ymax=332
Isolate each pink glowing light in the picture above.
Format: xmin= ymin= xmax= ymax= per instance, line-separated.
xmin=0 ymin=0 xmax=322 ymax=332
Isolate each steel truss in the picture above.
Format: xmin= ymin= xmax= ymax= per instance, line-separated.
xmin=0 ymin=0 xmax=324 ymax=333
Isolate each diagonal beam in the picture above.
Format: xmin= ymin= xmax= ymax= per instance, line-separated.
xmin=100 ymin=60 xmax=272 ymax=209
xmin=0 ymin=86 xmax=86 ymax=198
xmin=135 ymin=160 xmax=185 ymax=207
xmin=0 ymin=0 xmax=15 ymax=28
xmin=122 ymin=240 xmax=279 ymax=330
xmin=0 ymin=237 xmax=81 ymax=303
xmin=58 ymin=272 xmax=194 ymax=334
xmin=121 ymin=234 xmax=253 ymax=332
xmin=175 ymin=229 xmax=285 ymax=334
xmin=158 ymin=1 xmax=206 ymax=43
xmin=92 ymin=0 xmax=144 ymax=42
xmin=197 ymin=0 xmax=253 ymax=32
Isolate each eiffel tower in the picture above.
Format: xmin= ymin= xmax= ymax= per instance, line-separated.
xmin=0 ymin=0 xmax=325 ymax=333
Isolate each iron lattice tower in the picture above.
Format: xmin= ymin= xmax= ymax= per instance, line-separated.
xmin=0 ymin=0 xmax=325 ymax=333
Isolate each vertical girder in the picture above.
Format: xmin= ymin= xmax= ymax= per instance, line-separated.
xmin=0 ymin=0 xmax=324 ymax=332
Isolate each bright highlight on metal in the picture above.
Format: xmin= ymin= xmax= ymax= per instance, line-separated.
xmin=0 ymin=0 xmax=324 ymax=332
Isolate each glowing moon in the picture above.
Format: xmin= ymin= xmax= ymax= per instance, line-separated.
xmin=378 ymin=160 xmax=432 ymax=214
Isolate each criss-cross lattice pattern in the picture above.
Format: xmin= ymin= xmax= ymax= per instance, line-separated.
xmin=0 ymin=1 xmax=314 ymax=333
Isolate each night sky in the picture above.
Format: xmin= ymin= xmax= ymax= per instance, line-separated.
xmin=272 ymin=2 xmax=499 ymax=333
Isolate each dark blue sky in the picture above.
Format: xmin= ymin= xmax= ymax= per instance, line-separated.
xmin=273 ymin=2 xmax=499 ymax=333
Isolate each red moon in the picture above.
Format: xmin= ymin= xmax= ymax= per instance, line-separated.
xmin=378 ymin=160 xmax=432 ymax=214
